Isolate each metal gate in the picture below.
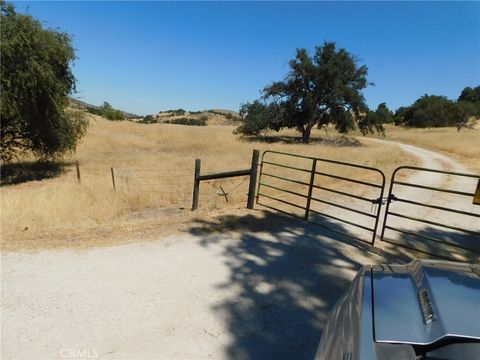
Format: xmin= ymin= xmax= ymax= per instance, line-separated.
xmin=380 ymin=166 xmax=480 ymax=261
xmin=256 ymin=150 xmax=386 ymax=245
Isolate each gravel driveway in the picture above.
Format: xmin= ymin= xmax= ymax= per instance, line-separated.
xmin=2 ymin=216 xmax=391 ymax=360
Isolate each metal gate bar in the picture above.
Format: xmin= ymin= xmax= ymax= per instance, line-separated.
xmin=314 ymin=171 xmax=384 ymax=188
xmin=256 ymin=150 xmax=386 ymax=245
xmin=262 ymin=173 xmax=310 ymax=186
xmin=394 ymin=181 xmax=474 ymax=197
xmin=391 ymin=197 xmax=480 ymax=218
xmin=312 ymin=184 xmax=374 ymax=202
xmin=380 ymin=166 xmax=480 ymax=258
xmin=310 ymin=196 xmax=377 ymax=218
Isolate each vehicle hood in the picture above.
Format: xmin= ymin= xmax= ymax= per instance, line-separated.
xmin=372 ymin=259 xmax=480 ymax=345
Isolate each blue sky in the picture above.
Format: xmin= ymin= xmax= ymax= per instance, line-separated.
xmin=14 ymin=1 xmax=480 ymax=115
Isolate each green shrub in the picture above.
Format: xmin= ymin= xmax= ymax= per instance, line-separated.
xmin=165 ymin=117 xmax=206 ymax=126
xmin=234 ymin=101 xmax=272 ymax=135
xmin=140 ymin=115 xmax=156 ymax=124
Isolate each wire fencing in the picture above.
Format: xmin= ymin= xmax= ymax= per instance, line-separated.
xmin=70 ymin=162 xmax=252 ymax=210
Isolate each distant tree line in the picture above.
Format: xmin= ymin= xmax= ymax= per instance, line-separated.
xmin=235 ymin=41 xmax=479 ymax=141
xmin=165 ymin=117 xmax=207 ymax=126
xmin=139 ymin=115 xmax=208 ymax=126
xmin=376 ymin=86 xmax=480 ymax=129
xmin=140 ymin=114 xmax=156 ymax=124
xmin=157 ymin=109 xmax=187 ymax=116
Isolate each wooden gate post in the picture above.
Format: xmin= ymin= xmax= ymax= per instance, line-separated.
xmin=192 ymin=159 xmax=201 ymax=210
xmin=247 ymin=149 xmax=260 ymax=209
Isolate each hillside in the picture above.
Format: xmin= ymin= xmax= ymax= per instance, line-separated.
xmin=138 ymin=109 xmax=242 ymax=126
xmin=70 ymin=98 xmax=242 ymax=126
xmin=69 ymin=98 xmax=140 ymax=119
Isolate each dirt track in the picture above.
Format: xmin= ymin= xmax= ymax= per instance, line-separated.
xmin=367 ymin=139 xmax=479 ymax=261
xmin=1 ymin=142 xmax=479 ymax=360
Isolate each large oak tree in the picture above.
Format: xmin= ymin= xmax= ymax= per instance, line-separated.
xmin=0 ymin=1 xmax=87 ymax=162
xmin=237 ymin=42 xmax=383 ymax=143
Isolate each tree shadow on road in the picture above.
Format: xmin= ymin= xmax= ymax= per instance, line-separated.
xmin=380 ymin=225 xmax=480 ymax=263
xmin=187 ymin=210 xmax=397 ymax=360
xmin=187 ymin=208 xmax=479 ymax=359
xmin=1 ymin=160 xmax=71 ymax=186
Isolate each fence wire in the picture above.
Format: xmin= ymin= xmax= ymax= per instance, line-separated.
xmin=71 ymin=164 xmax=250 ymax=208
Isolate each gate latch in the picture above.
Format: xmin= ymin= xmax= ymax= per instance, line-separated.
xmin=370 ymin=194 xmax=397 ymax=213
xmin=372 ymin=194 xmax=397 ymax=205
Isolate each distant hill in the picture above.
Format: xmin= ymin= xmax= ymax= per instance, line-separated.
xmin=209 ymin=109 xmax=240 ymax=117
xmin=69 ymin=98 xmax=140 ymax=119
xmin=69 ymin=98 xmax=242 ymax=126
xmin=137 ymin=108 xmax=242 ymax=126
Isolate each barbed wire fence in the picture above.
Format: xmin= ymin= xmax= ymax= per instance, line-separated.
xmin=70 ymin=161 xmax=254 ymax=210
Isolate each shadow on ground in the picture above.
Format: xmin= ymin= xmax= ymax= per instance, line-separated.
xmin=382 ymin=225 xmax=480 ymax=263
xmin=188 ymin=209 xmax=479 ymax=359
xmin=240 ymin=134 xmax=362 ymax=147
xmin=187 ymin=211 xmax=397 ymax=360
xmin=0 ymin=160 xmax=71 ymax=186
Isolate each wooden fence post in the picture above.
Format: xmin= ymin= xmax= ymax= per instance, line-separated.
xmin=247 ymin=149 xmax=260 ymax=209
xmin=75 ymin=161 xmax=81 ymax=184
xmin=111 ymin=167 xmax=116 ymax=192
xmin=304 ymin=158 xmax=317 ymax=220
xmin=192 ymin=159 xmax=201 ymax=210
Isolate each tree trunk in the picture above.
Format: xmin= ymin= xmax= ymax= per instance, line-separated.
xmin=301 ymin=122 xmax=315 ymax=143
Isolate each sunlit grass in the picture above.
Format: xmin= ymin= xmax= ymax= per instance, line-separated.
xmin=1 ymin=115 xmax=418 ymax=249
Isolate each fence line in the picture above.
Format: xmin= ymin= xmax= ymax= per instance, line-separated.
xmin=191 ymin=149 xmax=260 ymax=210
xmin=70 ymin=161 xmax=254 ymax=209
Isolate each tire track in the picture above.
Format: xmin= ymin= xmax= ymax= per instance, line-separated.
xmin=365 ymin=138 xmax=479 ymax=261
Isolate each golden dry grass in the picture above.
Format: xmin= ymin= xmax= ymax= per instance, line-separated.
xmin=378 ymin=123 xmax=480 ymax=171
xmin=1 ymin=115 xmax=419 ymax=251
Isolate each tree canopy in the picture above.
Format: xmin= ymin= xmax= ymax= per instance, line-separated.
xmin=0 ymin=1 xmax=87 ymax=162
xmin=458 ymin=85 xmax=480 ymax=117
xmin=374 ymin=103 xmax=393 ymax=124
xmin=394 ymin=94 xmax=475 ymax=129
xmin=401 ymin=95 xmax=468 ymax=128
xmin=393 ymin=86 xmax=479 ymax=128
xmin=458 ymin=86 xmax=480 ymax=103
xmin=236 ymin=42 xmax=383 ymax=143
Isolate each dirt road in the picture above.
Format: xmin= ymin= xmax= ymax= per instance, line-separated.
xmin=366 ymin=139 xmax=479 ymax=261
xmin=1 ymin=141 xmax=478 ymax=360
xmin=2 ymin=216 xmax=393 ymax=360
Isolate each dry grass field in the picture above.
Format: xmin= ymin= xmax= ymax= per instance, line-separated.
xmin=1 ymin=114 xmax=420 ymax=251
xmin=377 ymin=123 xmax=480 ymax=171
